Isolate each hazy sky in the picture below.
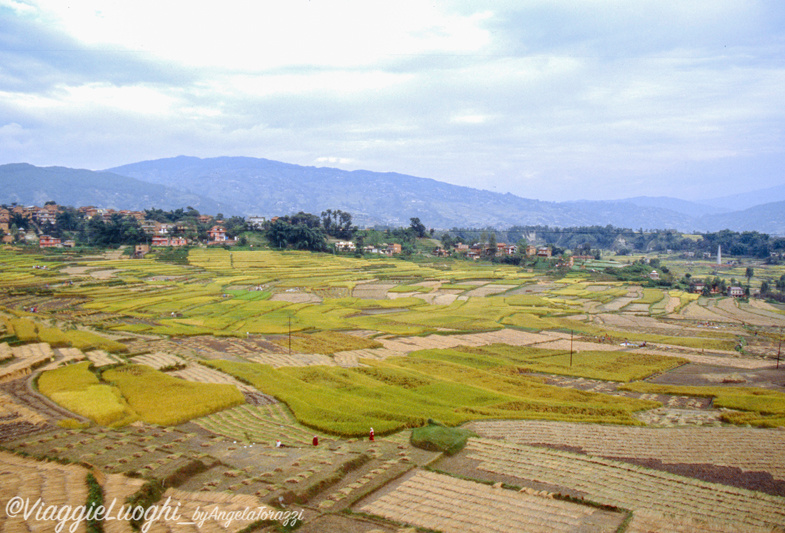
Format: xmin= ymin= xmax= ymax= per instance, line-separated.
xmin=2 ymin=1 xmax=784 ymax=201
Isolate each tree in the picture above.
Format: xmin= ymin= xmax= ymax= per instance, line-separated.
xmin=487 ymin=232 xmax=497 ymax=257
xmin=760 ymin=280 xmax=770 ymax=295
xmin=409 ymin=218 xmax=426 ymax=239
xmin=266 ymin=219 xmax=290 ymax=249
xmin=746 ymin=267 xmax=754 ymax=284
xmin=440 ymin=233 xmax=455 ymax=250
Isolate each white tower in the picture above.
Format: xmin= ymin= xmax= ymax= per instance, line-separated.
xmin=717 ymin=245 xmax=721 ymax=265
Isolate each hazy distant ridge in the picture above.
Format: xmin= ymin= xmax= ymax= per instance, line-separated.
xmin=1 ymin=157 xmax=782 ymax=234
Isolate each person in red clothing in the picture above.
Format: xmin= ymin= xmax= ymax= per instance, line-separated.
xmin=312 ymin=435 xmax=319 ymax=446
xmin=369 ymin=427 xmax=374 ymax=441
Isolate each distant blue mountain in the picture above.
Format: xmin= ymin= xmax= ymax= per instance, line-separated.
xmin=108 ymin=156 xmax=701 ymax=230
xmin=620 ymin=196 xmax=728 ymax=217
xmin=1 ymin=157 xmax=781 ymax=234
xmin=704 ymin=184 xmax=785 ymax=211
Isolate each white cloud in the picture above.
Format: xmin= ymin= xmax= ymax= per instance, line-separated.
xmin=315 ymin=156 xmax=353 ymax=165
xmin=22 ymin=1 xmax=492 ymax=71
xmin=2 ymin=1 xmax=784 ymax=200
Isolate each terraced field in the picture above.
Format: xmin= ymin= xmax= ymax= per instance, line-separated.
xmin=468 ymin=420 xmax=785 ymax=483
xmin=462 ymin=438 xmax=785 ymax=532
xmin=0 ymin=450 xmax=89 ymax=533
xmin=359 ymin=469 xmax=625 ymax=533
xmin=192 ymin=403 xmax=314 ymax=446
xmin=2 ymin=247 xmax=785 ymax=532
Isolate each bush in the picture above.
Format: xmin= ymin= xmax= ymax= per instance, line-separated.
xmin=410 ymin=420 xmax=475 ymax=455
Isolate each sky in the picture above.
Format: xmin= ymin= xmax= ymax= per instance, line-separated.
xmin=1 ymin=0 xmax=784 ymax=201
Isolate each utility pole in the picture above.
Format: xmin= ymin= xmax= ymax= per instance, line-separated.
xmin=570 ymin=330 xmax=574 ymax=367
xmin=288 ymin=315 xmax=292 ymax=356
xmin=778 ymin=326 xmax=782 ymax=370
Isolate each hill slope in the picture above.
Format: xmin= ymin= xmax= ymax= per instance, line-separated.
xmin=107 ymin=156 xmax=698 ymax=230
xmin=2 ymin=158 xmax=781 ymax=234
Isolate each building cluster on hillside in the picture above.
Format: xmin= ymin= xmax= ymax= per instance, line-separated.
xmin=0 ymin=203 xmax=240 ymax=250
xmin=435 ymin=242 xmax=551 ymax=260
xmin=336 ymin=241 xmax=403 ymax=255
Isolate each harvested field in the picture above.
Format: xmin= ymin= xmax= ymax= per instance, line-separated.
xmin=748 ymin=299 xmax=785 ymax=320
xmin=0 ymin=450 xmax=88 ymax=533
xmin=713 ymin=297 xmax=785 ymax=326
xmin=634 ymin=407 xmax=724 ymax=427
xmin=269 ymin=291 xmax=323 ymax=303
xmin=171 ymin=363 xmax=260 ymax=394
xmin=141 ymin=489 xmax=268 ymax=532
xmin=463 ymin=438 xmax=785 ymax=532
xmin=193 ymin=403 xmax=317 ymax=446
xmin=463 ymin=284 xmax=517 ymax=297
xmin=130 ymin=351 xmax=187 ymax=369
xmin=62 ymin=265 xmax=123 ymax=279
xmin=101 ymin=472 xmax=147 ymax=533
xmin=467 ymin=420 xmax=785 ymax=486
xmin=352 ymin=282 xmax=397 ymax=299
xmin=0 ymin=342 xmax=54 ymax=383
xmin=334 ymin=329 xmax=567 ymax=367
xmin=633 ymin=347 xmax=772 ymax=369
xmin=681 ymin=300 xmax=738 ymax=323
xmin=598 ymin=287 xmax=641 ymax=312
xmin=0 ymin=342 xmax=13 ymax=362
xmin=663 ymin=295 xmax=681 ymax=314
xmin=358 ymin=469 xmax=625 ymax=533
xmin=246 ymin=352 xmax=337 ymax=367
xmin=85 ymin=349 xmax=126 ymax=367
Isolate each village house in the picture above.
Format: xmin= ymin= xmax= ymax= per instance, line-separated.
xmin=385 ymin=243 xmax=402 ymax=255
xmin=33 ymin=208 xmax=57 ymax=226
xmin=134 ymin=244 xmax=150 ymax=258
xmin=78 ymin=206 xmax=100 ymax=219
xmin=691 ymin=283 xmax=706 ymax=294
xmin=156 ymin=223 xmax=175 ymax=236
xmin=452 ymin=243 xmax=469 ymax=255
xmin=118 ymin=210 xmax=146 ymax=221
xmin=470 ymin=243 xmax=485 ymax=257
xmin=38 ymin=235 xmax=61 ymax=248
xmin=335 ymin=241 xmax=356 ymax=252
xmin=492 ymin=242 xmax=518 ymax=256
xmin=558 ymin=256 xmax=575 ymax=268
xmin=525 ymin=244 xmax=537 ymax=256
xmin=152 ymin=236 xmax=188 ymax=247
xmin=247 ymin=216 xmax=266 ymax=229
xmin=208 ymin=225 xmax=227 ymax=242
xmin=536 ymin=246 xmax=552 ymax=258
xmin=649 ymin=271 xmax=660 ymax=280
xmin=728 ymin=286 xmax=745 ymax=298
xmin=100 ymin=209 xmax=119 ymax=222
xmin=140 ymin=221 xmax=158 ymax=235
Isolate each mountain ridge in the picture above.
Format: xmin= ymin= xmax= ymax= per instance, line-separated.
xmin=1 ymin=158 xmax=782 ymax=234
